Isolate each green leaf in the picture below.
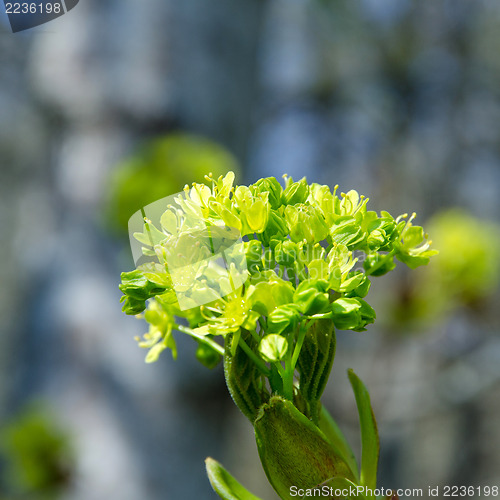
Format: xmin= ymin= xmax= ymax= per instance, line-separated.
xmin=259 ymin=334 xmax=288 ymax=362
xmin=347 ymin=369 xmax=379 ymax=496
xmin=318 ymin=405 xmax=359 ymax=482
xmin=205 ymin=457 xmax=263 ymax=500
xmin=254 ymin=396 xmax=355 ymax=500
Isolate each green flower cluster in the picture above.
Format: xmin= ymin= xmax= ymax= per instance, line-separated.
xmin=119 ymin=172 xmax=437 ymax=500
xmin=120 ymin=172 xmax=436 ymax=407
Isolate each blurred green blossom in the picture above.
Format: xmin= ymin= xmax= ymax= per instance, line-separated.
xmin=422 ymin=209 xmax=500 ymax=303
xmin=388 ymin=209 xmax=500 ymax=329
xmin=106 ymin=133 xmax=240 ymax=232
xmin=119 ymin=172 xmax=436 ymax=499
xmin=0 ymin=407 xmax=73 ymax=500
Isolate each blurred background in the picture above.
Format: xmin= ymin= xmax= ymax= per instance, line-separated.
xmin=1 ymin=1 xmax=500 ymax=498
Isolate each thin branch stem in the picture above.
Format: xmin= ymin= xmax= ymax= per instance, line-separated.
xmin=274 ymin=361 xmax=286 ymax=379
xmin=238 ymin=336 xmax=271 ymax=376
xmin=176 ymin=324 xmax=224 ymax=356
xmin=249 ymin=328 xmax=261 ymax=344
xmin=281 ymin=330 xmax=295 ymax=400
xmin=291 ymin=323 xmax=308 ymax=371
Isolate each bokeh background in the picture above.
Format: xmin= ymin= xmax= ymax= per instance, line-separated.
xmin=1 ymin=1 xmax=500 ymax=499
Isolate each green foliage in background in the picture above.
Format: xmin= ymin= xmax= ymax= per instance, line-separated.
xmin=0 ymin=406 xmax=73 ymax=500
xmin=388 ymin=209 xmax=500 ymax=329
xmin=106 ymin=133 xmax=240 ymax=233
xmin=119 ymin=172 xmax=436 ymax=499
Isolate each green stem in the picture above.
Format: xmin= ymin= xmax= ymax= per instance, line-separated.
xmin=278 ymin=264 xmax=285 ymax=279
xmin=176 ymin=324 xmax=225 ymax=356
xmin=290 ymin=323 xmax=308 ymax=371
xmin=274 ymin=361 xmax=286 ymax=379
xmin=264 ymin=247 xmax=274 ymax=270
xmin=249 ymin=328 xmax=261 ymax=344
xmin=258 ymin=317 xmax=266 ymax=333
xmin=238 ymin=336 xmax=271 ymax=376
xmin=269 ymin=364 xmax=284 ymax=395
xmin=282 ymin=366 xmax=294 ymax=400
xmin=281 ymin=322 xmax=310 ymax=401
xmin=281 ymin=331 xmax=295 ymax=400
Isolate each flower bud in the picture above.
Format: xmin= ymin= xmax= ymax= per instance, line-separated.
xmin=254 ymin=396 xmax=354 ymax=500
xmin=282 ymin=177 xmax=309 ymax=205
xmin=294 ymin=281 xmax=330 ymax=316
xmin=224 ymin=332 xmax=266 ymax=422
xmin=297 ymin=319 xmax=336 ymax=421
xmin=285 ymin=205 xmax=328 ymax=244
xmin=251 ymin=176 xmax=283 ymax=209
xmin=267 ymin=304 xmax=301 ymax=334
